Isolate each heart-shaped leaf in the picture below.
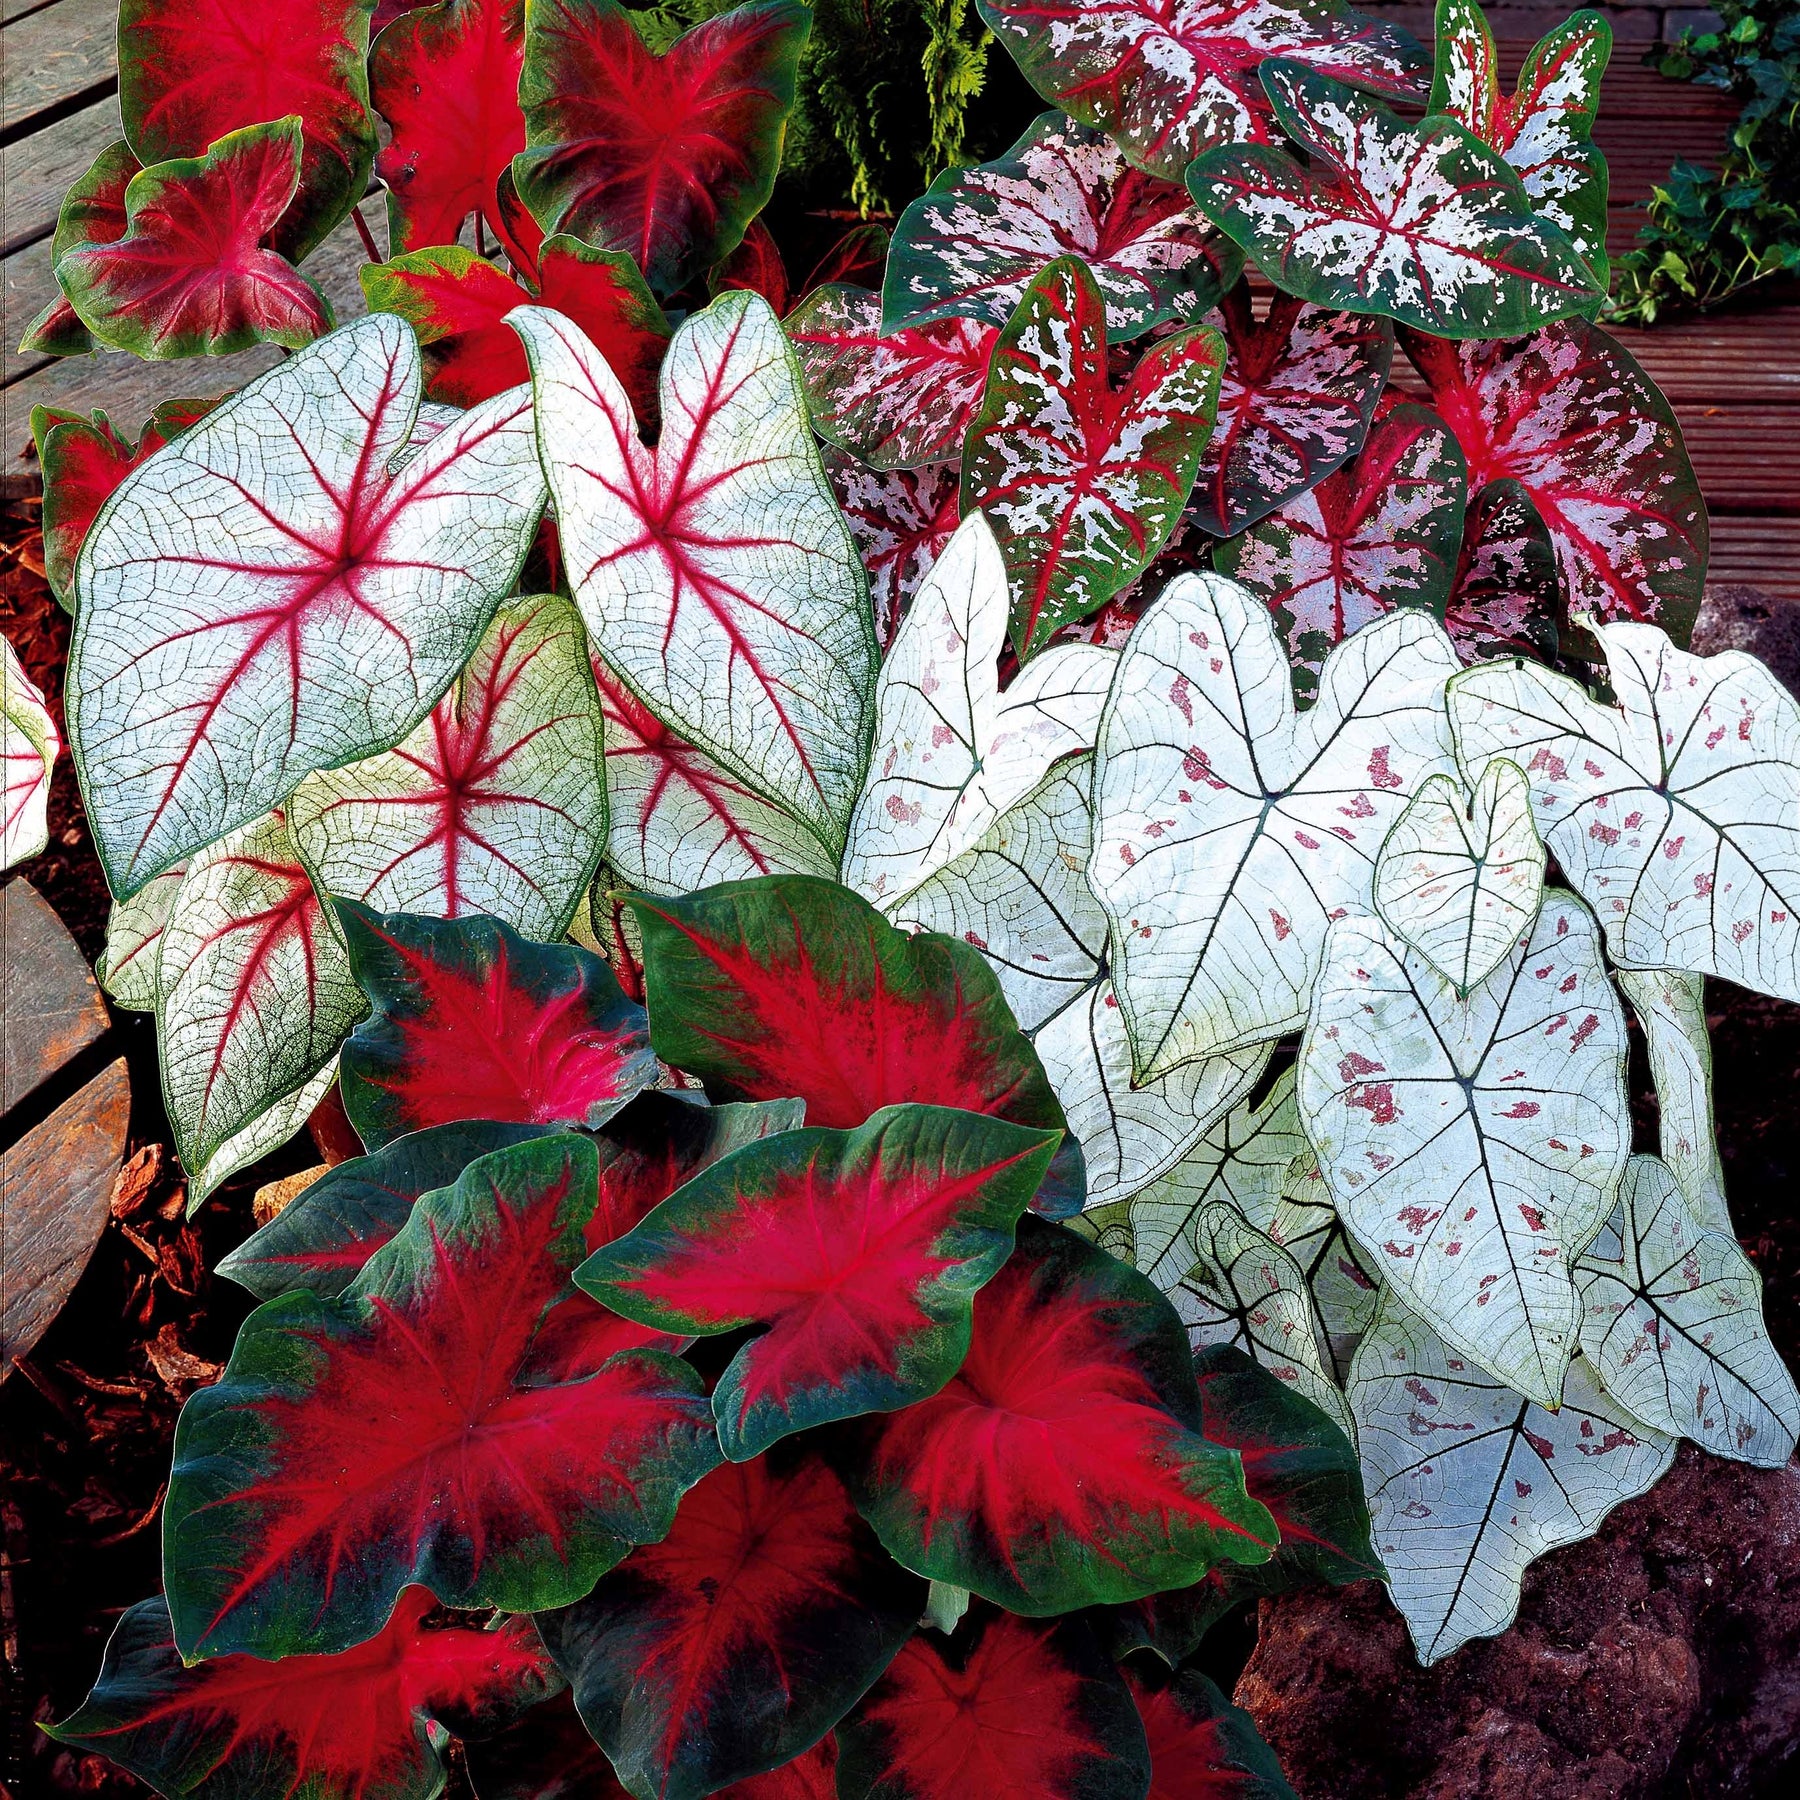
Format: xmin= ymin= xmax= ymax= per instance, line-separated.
xmin=1090 ymin=571 xmax=1460 ymax=1077
xmin=1443 ymin=476 xmax=1563 ymax=662
xmin=514 ymin=298 xmax=876 ymax=854
xmin=1299 ymin=895 xmax=1629 ymax=1406
xmin=337 ymin=903 xmax=656 ymax=1150
xmin=513 ymin=0 xmax=809 ymax=298
xmin=1 ymin=640 xmax=59 ymax=872
xmin=1186 ymin=63 xmax=1603 ymax=337
xmin=68 ymin=313 xmax=546 ymax=896
xmin=96 ymin=865 xmax=187 ymax=1014
xmin=963 ymin=256 xmax=1225 ymax=655
xmin=17 ymin=140 xmax=140 ymax=359
xmin=164 ymin=1134 xmax=720 ymax=1659
xmin=540 ymin=1450 xmax=924 ymax=1800
xmin=824 ymin=455 xmax=962 ymax=648
xmin=1124 ymin=1663 xmax=1299 ymax=1799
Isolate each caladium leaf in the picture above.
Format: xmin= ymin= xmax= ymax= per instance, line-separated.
xmin=1448 ymin=622 xmax=1800 ymax=1002
xmin=1186 ymin=63 xmax=1603 ymax=338
xmin=714 ymin=218 xmax=789 ymax=314
xmin=514 ymin=298 xmax=876 ymax=854
xmin=191 ymin=1064 xmax=342 ymax=1209
xmin=1191 ymin=287 xmax=1391 ymax=538
xmin=336 ymin=903 xmax=656 ymax=1150
xmin=164 ymin=1134 xmax=720 ymax=1659
xmin=17 ymin=140 xmax=140 ymax=360
xmin=118 ymin=0 xmax=378 ymax=264
xmin=1443 ymin=476 xmax=1563 ymax=662
xmin=540 ymin=1450 xmax=923 ymax=1800
xmin=1371 ymin=759 xmax=1546 ymax=996
xmin=844 ymin=1217 xmax=1277 ymax=1613
xmin=1576 ymin=1156 xmax=1799 ymax=1465
xmin=962 ymin=256 xmax=1225 ymax=656
xmin=1404 ymin=322 xmax=1707 ymax=635
xmin=513 ymin=0 xmax=809 ymax=298
xmin=627 ymin=874 xmax=1084 ymax=1213
xmin=785 ymin=286 xmax=995 ymax=470
xmin=1090 ymin=571 xmax=1460 ymax=1077
xmin=843 ymin=513 xmax=1116 ymax=906
xmin=579 ymin=1104 xmax=1059 ymax=1459
xmin=975 ymin=0 xmax=1428 ymax=181
xmin=96 ymin=865 xmax=187 ymax=1014
xmin=1 ymin=638 xmax=59 ymax=872
xmin=1258 ymin=1162 xmax=1381 ymax=1385
xmin=290 ymin=594 xmax=607 ymax=941
xmin=45 ymin=1591 xmax=558 ymax=1800
xmin=884 ymin=111 xmax=1238 ymax=339
xmin=1125 ymin=1663 xmax=1299 ymax=1800
xmin=1299 ymin=895 xmax=1629 ymax=1407
xmin=1350 ymin=1296 xmax=1674 ymax=1663
xmin=824 ymin=456 xmax=961 ymax=648
xmin=69 ymin=313 xmax=546 ymax=896
xmin=1214 ymin=402 xmax=1467 ymax=695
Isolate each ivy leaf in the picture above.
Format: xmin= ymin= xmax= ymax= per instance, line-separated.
xmin=539 ymin=1450 xmax=923 ymax=1800
xmin=513 ymin=298 xmax=876 ymax=856
xmin=68 ymin=313 xmax=545 ymax=897
xmin=824 ymin=455 xmax=962 ymax=649
xmin=164 ymin=1134 xmax=720 ymax=1660
xmin=884 ymin=111 xmax=1239 ymax=339
xmin=1444 ymin=477 xmax=1564 ymax=662
xmin=17 ymin=140 xmax=140 ymax=360
xmin=1186 ymin=63 xmax=1603 ymax=337
xmin=1125 ymin=1662 xmax=1299 ymax=1799
xmin=96 ymin=865 xmax=186 ymax=1014
xmin=1090 ymin=571 xmax=1460 ymax=1078
xmin=513 ymin=0 xmax=809 ymax=298
xmin=964 ymin=257 xmax=1225 ymax=656
xmin=1 ymin=639 xmax=59 ymax=872
xmin=1298 ymin=896 xmax=1629 ymax=1407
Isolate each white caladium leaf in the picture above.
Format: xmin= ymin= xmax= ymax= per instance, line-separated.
xmin=512 ymin=296 xmax=878 ymax=854
xmin=1449 ymin=623 xmax=1800 ymax=1004
xmin=823 ymin=454 xmax=962 ymax=648
xmin=843 ymin=513 xmax=1115 ymax=906
xmin=69 ymin=314 xmax=547 ymax=897
xmin=1351 ymin=1296 xmax=1674 ymax=1664
xmin=1299 ymin=895 xmax=1628 ymax=1406
xmin=1372 ymin=759 xmax=1545 ymax=996
xmin=156 ymin=811 xmax=368 ymax=1176
xmin=1261 ymin=1156 xmax=1382 ymax=1383
xmin=976 ymin=0 xmax=1428 ymax=181
xmin=1577 ymin=1156 xmax=1799 ymax=1466
xmin=95 ymin=865 xmax=187 ymax=1014
xmin=2 ymin=635 xmax=59 ymax=870
xmin=289 ymin=596 xmax=606 ymax=940
xmin=1186 ymin=63 xmax=1603 ymax=339
xmin=188 ymin=1064 xmax=339 ymax=1210
xmin=883 ymin=111 xmax=1238 ymax=339
xmin=1090 ymin=571 xmax=1460 ymax=1077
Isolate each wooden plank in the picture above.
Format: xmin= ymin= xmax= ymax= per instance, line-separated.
xmin=0 ymin=877 xmax=109 ymax=1115
xmin=1615 ymin=309 xmax=1800 ymax=401
xmin=2 ymin=93 xmax=122 ymax=256
xmin=0 ymin=0 xmax=118 ymax=133
xmin=1706 ymin=518 xmax=1799 ymax=602
xmin=1674 ymin=408 xmax=1800 ymax=515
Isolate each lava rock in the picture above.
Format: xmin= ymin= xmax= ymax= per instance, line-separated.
xmin=1691 ymin=583 xmax=1800 ymax=701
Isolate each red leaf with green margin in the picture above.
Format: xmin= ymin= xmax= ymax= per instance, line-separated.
xmin=1191 ymin=286 xmax=1391 ymax=538
xmin=823 ymin=454 xmax=961 ymax=648
xmin=962 ymin=256 xmax=1225 ymax=656
xmin=18 ymin=140 xmax=140 ymax=359
xmin=626 ymin=873 xmax=1085 ymax=1215
xmin=336 ymin=902 xmax=657 ymax=1150
xmin=118 ymin=0 xmax=378 ymax=264
xmin=1403 ymin=319 xmax=1708 ymax=638
xmin=1444 ymin=476 xmax=1564 ymax=663
xmin=1214 ymin=401 xmax=1467 ymax=696
xmin=715 ymin=218 xmax=790 ymax=314
xmin=799 ymin=221 xmax=890 ymax=298
xmin=513 ymin=0 xmax=811 ymax=298
xmin=45 ymin=1591 xmax=559 ymax=1800
xmin=1126 ymin=1664 xmax=1299 ymax=1799
xmin=843 ymin=1218 xmax=1277 ymax=1613
xmin=836 ymin=1605 xmax=1150 ymax=1800
xmin=537 ymin=1450 xmax=923 ymax=1800
xmin=163 ymin=1134 xmax=720 ymax=1660
xmin=578 ymin=1105 xmax=1060 ymax=1459
xmin=372 ymin=0 xmax=526 ymax=254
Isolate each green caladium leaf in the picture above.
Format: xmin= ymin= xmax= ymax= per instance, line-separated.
xmin=1 ymin=637 xmax=58 ymax=872
xmin=95 ymin=864 xmax=185 ymax=1014
xmin=1186 ymin=62 xmax=1604 ymax=337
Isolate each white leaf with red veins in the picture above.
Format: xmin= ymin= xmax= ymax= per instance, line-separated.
xmin=2 ymin=635 xmax=59 ymax=870
xmin=68 ymin=313 xmax=547 ymax=897
xmin=823 ymin=454 xmax=961 ymax=649
xmin=188 ymin=1064 xmax=339 ymax=1211
xmin=512 ymin=295 xmax=878 ymax=855
xmin=1299 ymin=895 xmax=1629 ymax=1407
xmin=1258 ymin=1154 xmax=1382 ymax=1383
xmin=96 ymin=865 xmax=187 ymax=1014
xmin=1090 ymin=571 xmax=1461 ymax=1078
xmin=289 ymin=595 xmax=607 ymax=940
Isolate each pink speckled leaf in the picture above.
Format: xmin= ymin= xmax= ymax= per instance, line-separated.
xmin=823 ymin=455 xmax=962 ymax=649
xmin=1444 ymin=477 xmax=1563 ymax=663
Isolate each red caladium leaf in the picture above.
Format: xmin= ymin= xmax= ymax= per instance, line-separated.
xmin=46 ymin=1591 xmax=559 ymax=1800
xmin=579 ymin=1104 xmax=1060 ymax=1459
xmin=372 ymin=0 xmax=526 ymax=254
xmin=336 ymin=902 xmax=657 ymax=1150
xmin=164 ymin=1133 xmax=720 ymax=1659
xmin=1444 ymin=476 xmax=1564 ymax=663
xmin=539 ymin=1450 xmax=923 ymax=1800
xmin=1403 ymin=320 xmax=1708 ymax=638
xmin=799 ymin=221 xmax=891 ymax=297
xmin=786 ymin=287 xmax=996 ymax=470
xmin=844 ymin=1218 xmax=1277 ymax=1613
xmin=1125 ymin=1664 xmax=1299 ymax=1799
xmin=118 ymin=0 xmax=379 ymax=263
xmin=836 ymin=1606 xmax=1151 ymax=1800
xmin=17 ymin=140 xmax=140 ymax=359
xmin=963 ymin=256 xmax=1225 ymax=655
xmin=715 ymin=218 xmax=790 ymax=314
xmin=1191 ymin=286 xmax=1391 ymax=538
xmin=823 ymin=454 xmax=961 ymax=648
xmin=626 ymin=874 xmax=1085 ymax=1215
xmin=58 ymin=119 xmax=333 ymax=360
xmin=513 ymin=0 xmax=811 ymax=298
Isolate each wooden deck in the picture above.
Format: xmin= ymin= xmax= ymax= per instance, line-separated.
xmin=1 ymin=0 xmax=1794 ymax=596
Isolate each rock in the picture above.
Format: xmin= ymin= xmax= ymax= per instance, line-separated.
xmin=1235 ymin=1445 xmax=1800 ymax=1798
xmin=1691 ymin=584 xmax=1800 ymax=700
